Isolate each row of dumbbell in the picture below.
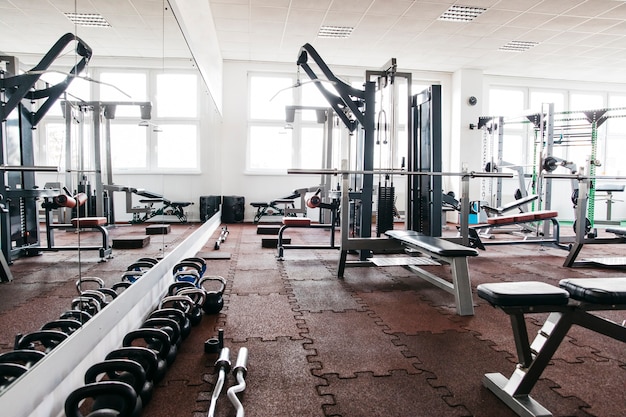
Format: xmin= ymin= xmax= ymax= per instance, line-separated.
xmin=0 ymin=276 xmax=123 ymax=394
xmin=64 ymin=261 xmax=215 ymax=416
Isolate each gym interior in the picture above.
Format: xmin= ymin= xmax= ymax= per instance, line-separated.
xmin=0 ymin=1 xmax=625 ymax=416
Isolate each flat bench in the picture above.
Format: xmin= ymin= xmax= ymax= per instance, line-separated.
xmin=477 ymin=278 xmax=626 ymax=417
xmin=385 ymin=230 xmax=479 ymax=316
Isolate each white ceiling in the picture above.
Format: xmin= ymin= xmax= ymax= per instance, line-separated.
xmin=2 ymin=0 xmax=626 ymax=84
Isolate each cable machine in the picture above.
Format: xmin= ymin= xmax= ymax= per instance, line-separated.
xmin=0 ymin=33 xmax=92 ymax=270
xmin=295 ymin=44 xmax=446 ymax=276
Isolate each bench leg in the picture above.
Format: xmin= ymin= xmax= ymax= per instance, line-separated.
xmin=337 ymin=250 xmax=348 ymax=278
xmin=276 ymin=225 xmax=288 ymax=261
xmin=483 ymin=311 xmax=573 ymax=417
xmin=96 ymin=226 xmax=113 ymax=261
xmin=449 ymin=257 xmax=474 ymax=316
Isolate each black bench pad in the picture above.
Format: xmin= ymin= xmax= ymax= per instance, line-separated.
xmin=386 ymin=230 xmax=478 ymax=257
xmin=606 ymin=227 xmax=626 ymax=236
xmin=477 ymin=281 xmax=569 ymax=306
xmin=251 ymin=202 xmax=269 ymax=208
xmin=559 ymin=277 xmax=626 ymax=304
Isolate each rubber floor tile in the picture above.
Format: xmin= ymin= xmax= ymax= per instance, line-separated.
xmin=320 ymin=370 xmax=471 ymax=417
xmin=543 ymin=357 xmax=626 ymax=417
xmin=282 ymin=259 xmax=337 ymax=281
xmin=358 ymin=290 xmax=467 ymax=334
xmin=236 ymin=253 xmax=280 ymax=270
xmin=230 ymin=269 xmax=285 ymax=295
xmin=224 ymin=293 xmax=304 ymax=342
xmin=142 ymin=379 xmax=202 ymax=416
xmin=340 ymin=266 xmax=405 ymax=292
xmin=201 ymin=338 xmax=331 ymax=417
xmin=290 ymin=279 xmax=364 ymax=312
xmin=303 ymin=310 xmax=418 ymax=378
xmin=395 ymin=330 xmax=591 ymax=417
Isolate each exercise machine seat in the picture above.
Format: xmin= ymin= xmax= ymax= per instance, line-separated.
xmin=559 ymin=277 xmax=626 ymax=304
xmin=283 ymin=217 xmax=311 ymax=227
xmin=477 ymin=281 xmax=569 ymax=306
xmin=385 ymin=230 xmax=478 ymax=257
xmin=71 ymin=217 xmax=107 ymax=227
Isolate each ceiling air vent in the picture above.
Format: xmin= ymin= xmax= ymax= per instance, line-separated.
xmin=65 ymin=12 xmax=111 ymax=28
xmin=318 ymin=25 xmax=353 ymax=39
xmin=438 ymin=5 xmax=486 ymax=22
xmin=499 ymin=40 xmax=539 ymax=52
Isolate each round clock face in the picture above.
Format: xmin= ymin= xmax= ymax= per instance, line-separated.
xmin=468 ymin=96 xmax=477 ymax=106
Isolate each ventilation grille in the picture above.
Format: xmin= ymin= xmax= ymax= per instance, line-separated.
xmin=65 ymin=12 xmax=111 ymax=28
xmin=438 ymin=5 xmax=486 ymax=22
xmin=318 ymin=25 xmax=353 ymax=39
xmin=499 ymin=40 xmax=539 ymax=52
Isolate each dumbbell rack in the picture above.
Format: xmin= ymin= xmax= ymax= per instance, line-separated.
xmin=0 ymin=212 xmax=222 ymax=417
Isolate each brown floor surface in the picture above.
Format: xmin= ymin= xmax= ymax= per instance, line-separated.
xmin=0 ymin=221 xmax=625 ymax=416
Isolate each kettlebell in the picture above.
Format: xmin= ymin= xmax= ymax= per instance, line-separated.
xmin=176 ymin=288 xmax=206 ymax=326
xmin=198 ymin=276 xmax=226 ymax=315
xmin=65 ymin=381 xmax=138 ymax=417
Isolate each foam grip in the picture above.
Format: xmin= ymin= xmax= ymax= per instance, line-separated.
xmin=307 ymin=195 xmax=321 ymax=208
xmin=54 ymin=193 xmax=88 ymax=208
xmin=54 ymin=195 xmax=77 ymax=208
xmin=74 ymin=192 xmax=88 ymax=206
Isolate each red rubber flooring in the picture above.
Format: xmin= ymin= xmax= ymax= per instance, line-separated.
xmin=1 ymin=222 xmax=625 ymax=416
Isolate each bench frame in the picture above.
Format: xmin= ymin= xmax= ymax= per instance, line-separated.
xmin=471 ymin=211 xmax=563 ymax=249
xmin=276 ymin=201 xmax=340 ymax=260
xmin=42 ymin=201 xmax=112 ymax=261
xmin=480 ymin=283 xmax=626 ymax=417
xmin=385 ymin=230 xmax=478 ymax=316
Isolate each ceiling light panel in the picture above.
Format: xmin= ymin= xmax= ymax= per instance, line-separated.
xmin=65 ymin=12 xmax=111 ymax=28
xmin=318 ymin=25 xmax=353 ymax=38
xmin=499 ymin=40 xmax=539 ymax=52
xmin=438 ymin=5 xmax=486 ymax=22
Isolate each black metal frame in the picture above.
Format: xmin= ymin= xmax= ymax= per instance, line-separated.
xmin=0 ymin=34 xmax=92 ymax=267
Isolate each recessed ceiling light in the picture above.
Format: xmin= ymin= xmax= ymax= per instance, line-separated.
xmin=65 ymin=12 xmax=111 ymax=28
xmin=438 ymin=5 xmax=486 ymax=22
xmin=318 ymin=25 xmax=353 ymax=39
xmin=499 ymin=40 xmax=539 ymax=52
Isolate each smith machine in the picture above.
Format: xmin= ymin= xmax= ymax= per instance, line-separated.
xmin=0 ymin=33 xmax=92 ymax=280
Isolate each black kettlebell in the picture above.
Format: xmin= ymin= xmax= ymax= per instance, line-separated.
xmin=198 ymin=276 xmax=226 ymax=315
xmin=122 ymin=329 xmax=171 ymax=383
xmin=14 ymin=330 xmax=68 ymax=353
xmin=64 ymin=381 xmax=138 ymax=417
xmin=176 ymin=288 xmax=206 ymax=326
xmin=0 ymin=349 xmax=45 ymax=369
xmin=84 ymin=359 xmax=146 ymax=417
xmin=0 ymin=363 xmax=28 ymax=392
xmin=106 ymin=347 xmax=158 ymax=405
xmin=150 ymin=308 xmax=190 ymax=341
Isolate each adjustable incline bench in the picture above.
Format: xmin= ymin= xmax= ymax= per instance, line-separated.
xmin=481 ymin=194 xmax=539 ymax=216
xmin=477 ymin=278 xmax=626 ymax=417
xmin=385 ymin=230 xmax=479 ymax=316
xmin=470 ymin=210 xmax=560 ymax=248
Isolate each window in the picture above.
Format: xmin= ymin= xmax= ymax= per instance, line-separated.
xmin=156 ymin=124 xmax=198 ymax=169
xmin=100 ymin=72 xmax=147 ymax=118
xmin=156 ymin=73 xmax=198 ymax=118
xmin=247 ymin=73 xmax=330 ymax=173
xmin=103 ymin=71 xmax=200 ymax=172
xmin=110 ymin=124 xmax=147 ymax=169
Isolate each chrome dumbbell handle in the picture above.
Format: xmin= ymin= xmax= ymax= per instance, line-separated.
xmin=227 ymin=347 xmax=249 ymax=417
xmin=208 ymin=348 xmax=231 ymax=417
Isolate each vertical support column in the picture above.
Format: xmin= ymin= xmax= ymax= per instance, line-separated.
xmin=359 ymin=81 xmax=376 ymax=261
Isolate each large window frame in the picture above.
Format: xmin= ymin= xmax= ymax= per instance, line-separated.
xmin=37 ymin=68 xmax=202 ymax=175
